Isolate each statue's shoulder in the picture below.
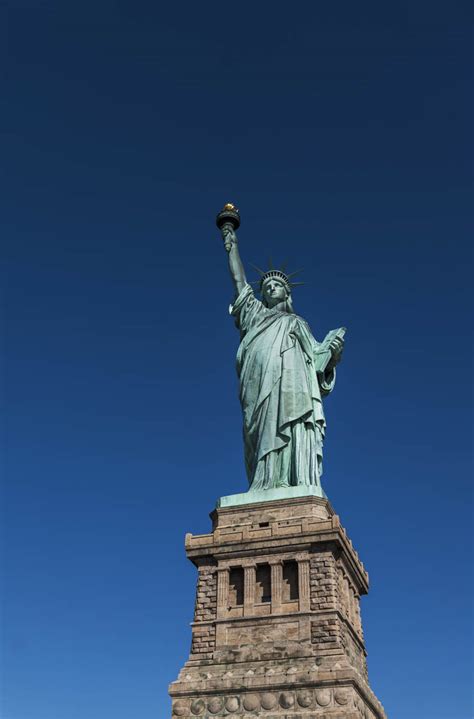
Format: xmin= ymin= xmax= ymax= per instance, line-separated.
xmin=230 ymin=284 xmax=268 ymax=331
xmin=293 ymin=312 xmax=311 ymax=328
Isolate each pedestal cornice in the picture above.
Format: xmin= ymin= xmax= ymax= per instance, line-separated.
xmin=185 ymin=496 xmax=368 ymax=594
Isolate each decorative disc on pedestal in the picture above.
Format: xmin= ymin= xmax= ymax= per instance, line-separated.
xmin=224 ymin=696 xmax=240 ymax=712
xmin=297 ymin=689 xmax=314 ymax=708
xmin=280 ymin=691 xmax=295 ymax=708
xmin=261 ymin=692 xmax=278 ymax=709
xmin=242 ymin=694 xmax=260 ymax=711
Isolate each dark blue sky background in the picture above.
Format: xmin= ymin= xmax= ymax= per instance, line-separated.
xmin=2 ymin=1 xmax=472 ymax=718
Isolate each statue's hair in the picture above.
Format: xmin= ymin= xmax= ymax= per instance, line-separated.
xmin=286 ymin=295 xmax=295 ymax=313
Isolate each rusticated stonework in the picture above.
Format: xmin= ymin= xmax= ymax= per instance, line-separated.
xmin=169 ymin=495 xmax=387 ymax=718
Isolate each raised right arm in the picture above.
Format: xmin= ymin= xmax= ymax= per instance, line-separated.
xmin=221 ymin=223 xmax=247 ymax=296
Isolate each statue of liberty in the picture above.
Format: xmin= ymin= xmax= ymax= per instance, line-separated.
xmin=217 ymin=204 xmax=345 ymax=495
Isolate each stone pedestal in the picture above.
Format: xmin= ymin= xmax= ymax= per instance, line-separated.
xmin=169 ymin=495 xmax=387 ymax=718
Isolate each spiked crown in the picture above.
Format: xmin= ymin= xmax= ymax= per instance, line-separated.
xmin=251 ymin=261 xmax=304 ymax=294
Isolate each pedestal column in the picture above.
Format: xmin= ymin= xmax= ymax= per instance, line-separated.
xmin=270 ymin=559 xmax=283 ymax=613
xmin=216 ymin=567 xmax=229 ymax=618
xmin=243 ymin=564 xmax=256 ymax=617
xmin=297 ymin=557 xmax=311 ymax=611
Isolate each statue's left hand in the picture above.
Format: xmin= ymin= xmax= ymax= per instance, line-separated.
xmin=327 ymin=337 xmax=344 ymax=369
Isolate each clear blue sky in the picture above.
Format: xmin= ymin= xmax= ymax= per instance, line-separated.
xmin=2 ymin=2 xmax=472 ymax=718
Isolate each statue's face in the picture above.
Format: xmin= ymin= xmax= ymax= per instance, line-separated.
xmin=262 ymin=278 xmax=288 ymax=307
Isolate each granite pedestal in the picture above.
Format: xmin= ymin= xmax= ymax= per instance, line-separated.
xmin=169 ymin=495 xmax=386 ymax=718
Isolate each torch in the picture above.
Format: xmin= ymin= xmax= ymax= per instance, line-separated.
xmin=216 ymin=203 xmax=240 ymax=251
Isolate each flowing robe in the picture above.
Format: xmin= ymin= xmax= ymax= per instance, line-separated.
xmin=231 ymin=284 xmax=336 ymax=491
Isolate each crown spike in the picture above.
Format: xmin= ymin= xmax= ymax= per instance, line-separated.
xmin=249 ymin=263 xmax=266 ymax=277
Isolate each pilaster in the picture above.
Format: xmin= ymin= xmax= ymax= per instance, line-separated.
xmin=270 ymin=559 xmax=283 ymax=614
xmin=243 ymin=564 xmax=256 ymax=616
xmin=216 ymin=567 xmax=229 ymax=618
xmin=297 ymin=557 xmax=311 ymax=612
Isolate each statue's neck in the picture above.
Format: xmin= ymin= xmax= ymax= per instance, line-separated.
xmin=269 ymin=300 xmax=289 ymax=313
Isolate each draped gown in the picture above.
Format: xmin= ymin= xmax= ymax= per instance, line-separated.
xmin=231 ymin=284 xmax=336 ymax=492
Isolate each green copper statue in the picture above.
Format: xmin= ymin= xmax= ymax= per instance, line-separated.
xmin=217 ymin=204 xmax=345 ymax=497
